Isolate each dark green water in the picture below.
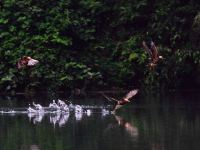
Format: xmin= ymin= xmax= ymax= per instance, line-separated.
xmin=0 ymin=91 xmax=200 ymax=150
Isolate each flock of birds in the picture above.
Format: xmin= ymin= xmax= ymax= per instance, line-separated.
xmin=1 ymin=99 xmax=110 ymax=127
xmin=29 ymin=99 xmax=87 ymax=114
xmin=27 ymin=99 xmax=110 ymax=127
xmin=14 ymin=39 xmax=163 ymax=113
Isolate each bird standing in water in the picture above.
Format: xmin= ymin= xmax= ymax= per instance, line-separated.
xmin=142 ymin=39 xmax=163 ymax=70
xmin=102 ymin=89 xmax=139 ymax=113
xmin=32 ymin=102 xmax=43 ymax=111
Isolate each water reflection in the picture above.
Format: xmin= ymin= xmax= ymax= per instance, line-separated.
xmin=26 ymin=107 xmax=110 ymax=127
xmin=1 ymin=92 xmax=200 ymax=150
xmin=28 ymin=112 xmax=45 ymax=124
xmin=75 ymin=111 xmax=83 ymax=121
xmin=49 ymin=112 xmax=70 ymax=127
xmin=0 ymin=98 xmax=111 ymax=128
xmin=101 ymin=113 xmax=139 ymax=150
xmin=102 ymin=108 xmax=110 ymax=116
xmin=114 ymin=115 xmax=139 ymax=138
xmin=21 ymin=144 xmax=40 ymax=150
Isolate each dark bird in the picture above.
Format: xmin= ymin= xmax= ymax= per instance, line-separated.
xmin=102 ymin=89 xmax=139 ymax=113
xmin=17 ymin=56 xmax=39 ymax=69
xmin=142 ymin=40 xmax=163 ymax=70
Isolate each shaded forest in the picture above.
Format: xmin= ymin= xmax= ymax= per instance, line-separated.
xmin=1 ymin=0 xmax=200 ymax=93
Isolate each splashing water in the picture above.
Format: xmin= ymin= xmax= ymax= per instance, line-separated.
xmin=0 ymin=99 xmax=111 ymax=127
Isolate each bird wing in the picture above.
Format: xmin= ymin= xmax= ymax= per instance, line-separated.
xmin=17 ymin=58 xmax=24 ymax=69
xmin=150 ymin=41 xmax=159 ymax=60
xmin=101 ymin=93 xmax=118 ymax=102
xmin=123 ymin=89 xmax=138 ymax=101
xmin=17 ymin=61 xmax=22 ymax=69
xmin=142 ymin=41 xmax=152 ymax=56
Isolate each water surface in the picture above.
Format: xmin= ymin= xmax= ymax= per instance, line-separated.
xmin=0 ymin=91 xmax=200 ymax=150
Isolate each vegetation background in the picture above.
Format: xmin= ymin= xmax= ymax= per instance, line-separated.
xmin=1 ymin=0 xmax=200 ymax=93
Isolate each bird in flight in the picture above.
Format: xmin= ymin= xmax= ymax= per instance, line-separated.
xmin=102 ymin=89 xmax=139 ymax=113
xmin=17 ymin=56 xmax=39 ymax=69
xmin=142 ymin=40 xmax=163 ymax=70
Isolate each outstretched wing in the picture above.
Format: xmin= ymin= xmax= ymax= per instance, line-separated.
xmin=17 ymin=59 xmax=22 ymax=69
xmin=150 ymin=41 xmax=159 ymax=60
xmin=123 ymin=89 xmax=138 ymax=101
xmin=111 ymin=90 xmax=138 ymax=112
xmin=101 ymin=93 xmax=118 ymax=102
xmin=142 ymin=41 xmax=152 ymax=56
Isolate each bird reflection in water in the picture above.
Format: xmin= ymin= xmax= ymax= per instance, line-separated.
xmin=24 ymin=100 xmax=111 ymax=127
xmin=49 ymin=112 xmax=70 ymax=127
xmin=115 ymin=115 xmax=139 ymax=138
xmin=103 ymin=114 xmax=139 ymax=142
xmin=101 ymin=108 xmax=110 ymax=117
xmin=113 ymin=115 xmax=165 ymax=150
xmin=21 ymin=144 xmax=40 ymax=150
xmin=49 ymin=113 xmax=61 ymax=126
xmin=58 ymin=113 xmax=70 ymax=127
xmin=28 ymin=112 xmax=44 ymax=124
xmin=75 ymin=111 xmax=83 ymax=121
xmin=114 ymin=115 xmax=139 ymax=138
xmin=151 ymin=143 xmax=165 ymax=150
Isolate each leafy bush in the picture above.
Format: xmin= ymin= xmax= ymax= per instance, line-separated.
xmin=1 ymin=0 xmax=200 ymax=92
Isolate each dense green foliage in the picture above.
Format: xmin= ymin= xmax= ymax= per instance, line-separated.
xmin=1 ymin=0 xmax=200 ymax=92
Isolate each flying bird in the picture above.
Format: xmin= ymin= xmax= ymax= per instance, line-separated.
xmin=142 ymin=40 xmax=163 ymax=70
xmin=17 ymin=56 xmax=39 ymax=69
xmin=102 ymin=89 xmax=139 ymax=112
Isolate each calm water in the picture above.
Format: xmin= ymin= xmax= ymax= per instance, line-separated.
xmin=0 ymin=91 xmax=200 ymax=150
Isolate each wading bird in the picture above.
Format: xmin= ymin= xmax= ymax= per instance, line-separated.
xmin=17 ymin=56 xmax=39 ymax=69
xmin=102 ymin=89 xmax=138 ymax=113
xmin=27 ymin=104 xmax=37 ymax=113
xmin=142 ymin=40 xmax=163 ymax=70
xmin=49 ymin=100 xmax=60 ymax=110
xmin=32 ymin=102 xmax=43 ymax=111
